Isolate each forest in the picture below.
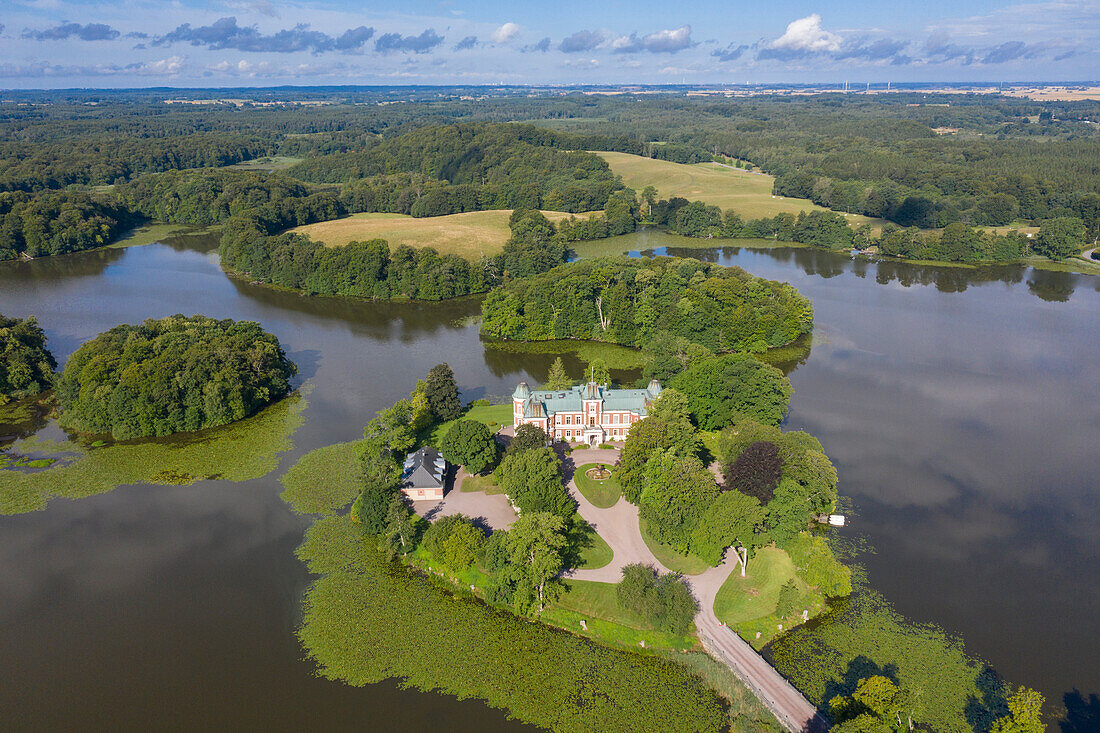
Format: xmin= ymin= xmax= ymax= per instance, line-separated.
xmin=480 ymin=256 xmax=814 ymax=354
xmin=56 ymin=314 xmax=297 ymax=440
xmin=0 ymin=90 xmax=1097 ymax=267
xmin=0 ymin=314 xmax=56 ymax=404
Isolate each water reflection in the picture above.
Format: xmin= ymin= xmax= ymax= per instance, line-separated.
xmin=1 ymin=235 xmax=1098 ymax=727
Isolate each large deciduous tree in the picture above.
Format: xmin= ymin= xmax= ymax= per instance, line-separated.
xmin=498 ymin=446 xmax=574 ymax=517
xmin=724 ymin=440 xmax=783 ymax=503
xmin=0 ymin=314 xmax=56 ymax=404
xmin=689 ymin=491 xmax=764 ymax=566
xmin=639 ymin=450 xmax=720 ymax=552
xmin=1034 ymin=216 xmax=1086 ymax=260
xmin=441 ymin=419 xmax=500 ymax=474
xmin=501 ymin=512 xmax=568 ymax=615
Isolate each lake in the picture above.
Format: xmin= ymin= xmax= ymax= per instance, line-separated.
xmin=1 ymin=231 xmax=1097 ymax=728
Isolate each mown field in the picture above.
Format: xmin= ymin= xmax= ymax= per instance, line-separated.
xmin=597 ymin=151 xmax=885 ymax=227
xmin=292 ymin=210 xmax=578 ymax=259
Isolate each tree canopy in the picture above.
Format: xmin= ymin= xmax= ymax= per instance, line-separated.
xmin=0 ymin=314 xmax=56 ymax=404
xmin=671 ymin=354 xmax=793 ymax=429
xmin=440 ymin=419 xmax=500 ymax=475
xmin=56 ymin=315 xmax=296 ymax=440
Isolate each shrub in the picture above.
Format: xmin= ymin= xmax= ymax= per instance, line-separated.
xmin=775 ymin=579 xmax=803 ymax=619
xmin=422 ymin=514 xmax=486 ymax=570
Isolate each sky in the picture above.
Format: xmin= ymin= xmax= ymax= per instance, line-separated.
xmin=0 ymin=0 xmax=1097 ymax=88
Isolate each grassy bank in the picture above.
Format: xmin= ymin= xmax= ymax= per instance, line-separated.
xmin=108 ymin=222 xmax=220 ymax=249
xmin=427 ymin=402 xmax=513 ymax=447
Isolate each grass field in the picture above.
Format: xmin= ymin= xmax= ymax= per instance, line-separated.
xmin=293 ymin=210 xmax=578 ymax=260
xmin=427 ymin=402 xmax=513 ymax=447
xmin=638 ymin=516 xmax=711 ymax=576
xmin=573 ymin=463 xmax=622 ymax=508
xmin=712 ymin=546 xmax=825 ymax=649
xmin=597 ymin=151 xmax=884 ymax=227
xmin=543 ymin=579 xmax=697 ymax=651
xmin=221 ymin=155 xmax=303 ymax=171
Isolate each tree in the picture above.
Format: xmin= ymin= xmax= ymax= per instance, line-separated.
xmin=356 ymin=437 xmax=404 ymax=534
xmin=639 ymin=450 xmax=720 ymax=552
xmin=830 ymin=676 xmax=905 ymax=731
xmin=655 ymin=573 xmax=699 ymax=635
xmin=382 ymin=494 xmax=419 ymax=559
xmin=782 ymin=448 xmax=839 ymax=515
xmin=0 ymin=314 xmax=56 ymax=404
xmin=424 ymin=363 xmax=462 ymax=421
xmin=584 ymin=358 xmax=610 ymax=385
xmin=502 ymin=512 xmax=568 ymax=614
xmin=506 ymin=423 xmax=548 ymax=455
xmin=617 ymin=391 xmax=700 ymax=504
xmin=788 ymin=533 xmax=852 ymax=597
xmin=775 ymin=579 xmax=803 ymax=618
xmin=765 ymin=478 xmax=814 ymax=546
xmin=498 ymin=446 xmax=574 ymax=517
xmin=671 ymin=354 xmax=792 ymax=429
xmin=542 ymin=356 xmax=572 ymax=390
xmin=617 ymin=564 xmax=662 ymax=620
xmin=616 ymin=564 xmax=698 ymax=635
xmin=991 ymin=686 xmax=1045 ymax=733
xmin=441 ymin=419 xmax=500 ymax=474
xmin=1034 ymin=217 xmax=1086 ymax=260
xmin=689 ymin=491 xmax=764 ymax=565
xmin=725 ymin=441 xmax=783 ymax=503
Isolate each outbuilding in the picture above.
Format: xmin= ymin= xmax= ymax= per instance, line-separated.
xmin=401 ymin=446 xmax=447 ymax=501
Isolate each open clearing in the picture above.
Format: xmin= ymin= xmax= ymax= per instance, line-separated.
xmin=293 ymin=210 xmax=577 ymax=259
xmin=597 ymin=151 xmax=883 ymax=227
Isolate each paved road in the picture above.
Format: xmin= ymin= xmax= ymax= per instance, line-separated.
xmin=410 ymin=469 xmax=517 ymax=531
xmin=563 ymin=448 xmax=827 ymax=733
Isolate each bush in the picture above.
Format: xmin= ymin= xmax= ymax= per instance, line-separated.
xmin=56 ymin=314 xmax=296 ymax=440
xmin=616 ymin=563 xmax=700 ymax=635
xmin=422 ymin=514 xmax=486 ymax=571
xmin=775 ymin=579 xmax=803 ymax=618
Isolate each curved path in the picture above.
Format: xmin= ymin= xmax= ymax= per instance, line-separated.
xmin=562 ymin=448 xmax=827 ymax=733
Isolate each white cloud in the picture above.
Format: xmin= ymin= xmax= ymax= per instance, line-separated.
xmin=491 ymin=21 xmax=519 ymax=44
xmin=771 ymin=14 xmax=841 ymax=53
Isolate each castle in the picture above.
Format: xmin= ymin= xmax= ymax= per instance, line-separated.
xmin=512 ymin=379 xmax=662 ymax=446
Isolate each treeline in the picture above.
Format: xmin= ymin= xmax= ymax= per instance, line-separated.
xmin=481 ymin=256 xmax=814 ymax=353
xmin=0 ymin=190 xmax=133 ymax=260
xmin=0 ymin=133 xmax=272 ymax=192
xmin=0 ymin=314 xmax=56 ymax=405
xmin=57 ymin=314 xmax=296 ymax=440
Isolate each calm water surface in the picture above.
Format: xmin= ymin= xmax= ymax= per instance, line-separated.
xmin=1 ymin=232 xmax=1097 ymax=729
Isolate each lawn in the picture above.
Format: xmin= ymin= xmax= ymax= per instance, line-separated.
xmin=459 ymin=472 xmax=504 ymax=494
xmin=637 ymin=516 xmax=712 ymax=576
xmin=292 ymin=209 xmax=578 ymax=260
xmin=427 ymin=402 xmax=513 ymax=447
xmin=597 ymin=151 xmax=884 ymax=227
xmin=573 ymin=463 xmax=622 ymax=508
xmin=712 ymin=546 xmax=824 ymax=649
xmin=573 ymin=519 xmax=613 ymax=569
xmin=543 ymin=579 xmax=697 ymax=651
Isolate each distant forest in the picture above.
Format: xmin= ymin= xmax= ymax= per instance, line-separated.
xmin=1 ymin=88 xmax=1097 ymax=268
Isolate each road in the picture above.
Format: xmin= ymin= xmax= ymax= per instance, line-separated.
xmin=562 ymin=448 xmax=828 ymax=732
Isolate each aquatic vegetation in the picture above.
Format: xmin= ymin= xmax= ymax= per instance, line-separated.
xmin=295 ymin=513 xmax=729 ymax=733
xmin=280 ymin=439 xmax=364 ymax=516
xmin=0 ymin=389 xmax=307 ymax=515
xmin=767 ymin=591 xmax=1010 ymax=733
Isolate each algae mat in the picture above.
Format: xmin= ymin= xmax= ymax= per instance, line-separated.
xmin=0 ymin=388 xmax=309 ymax=515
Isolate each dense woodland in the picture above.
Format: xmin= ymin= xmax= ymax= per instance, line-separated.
xmin=57 ymin=315 xmax=296 ymax=439
xmin=480 ymin=256 xmax=814 ymax=353
xmin=0 ymin=314 xmax=56 ymax=404
xmin=1 ymin=89 xmax=1097 ymax=266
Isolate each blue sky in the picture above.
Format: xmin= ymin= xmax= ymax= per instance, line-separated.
xmin=0 ymin=0 xmax=1096 ymax=87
